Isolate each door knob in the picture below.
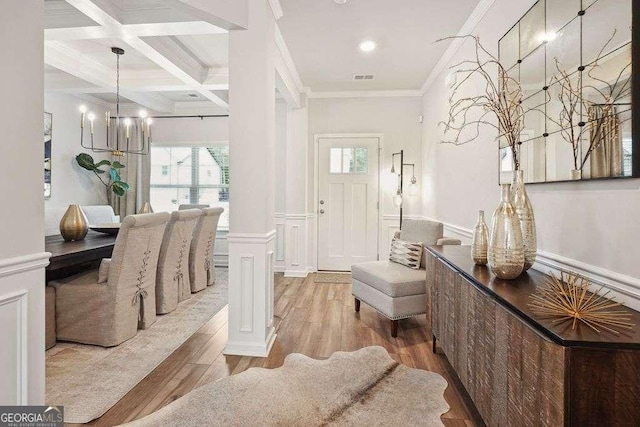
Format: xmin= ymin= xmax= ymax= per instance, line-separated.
xmin=320 ymin=200 xmax=325 ymax=205
xmin=320 ymin=209 xmax=325 ymax=214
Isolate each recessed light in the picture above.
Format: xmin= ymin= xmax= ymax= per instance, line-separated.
xmin=334 ymin=0 xmax=347 ymax=4
xmin=359 ymin=40 xmax=377 ymax=52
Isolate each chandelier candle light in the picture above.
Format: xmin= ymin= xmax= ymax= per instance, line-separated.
xmin=80 ymin=47 xmax=152 ymax=156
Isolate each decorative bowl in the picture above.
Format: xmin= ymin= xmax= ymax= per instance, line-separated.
xmin=89 ymin=223 xmax=121 ymax=236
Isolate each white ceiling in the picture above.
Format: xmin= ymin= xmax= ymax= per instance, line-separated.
xmin=44 ymin=0 xmax=231 ymax=113
xmin=278 ymin=0 xmax=482 ymax=92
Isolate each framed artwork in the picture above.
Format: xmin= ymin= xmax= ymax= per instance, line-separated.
xmin=44 ymin=112 xmax=52 ymax=198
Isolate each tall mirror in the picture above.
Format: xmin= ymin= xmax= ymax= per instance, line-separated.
xmin=498 ymin=0 xmax=636 ymax=183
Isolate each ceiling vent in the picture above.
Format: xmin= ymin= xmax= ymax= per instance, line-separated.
xmin=353 ymin=74 xmax=375 ymax=81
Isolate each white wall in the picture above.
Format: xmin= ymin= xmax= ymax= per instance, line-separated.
xmin=44 ymin=94 xmax=112 ymax=234
xmin=0 ymin=0 xmax=48 ymax=405
xmin=308 ymin=96 xmax=424 ymax=259
xmin=421 ymin=0 xmax=640 ymax=309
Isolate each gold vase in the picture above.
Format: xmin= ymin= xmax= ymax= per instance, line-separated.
xmin=510 ymin=170 xmax=537 ymax=271
xmin=60 ymin=205 xmax=89 ymax=241
xmin=488 ymin=184 xmax=524 ymax=280
xmin=138 ymin=202 xmax=154 ymax=214
xmin=471 ymin=210 xmax=489 ymax=266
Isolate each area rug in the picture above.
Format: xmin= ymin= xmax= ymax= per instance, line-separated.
xmin=121 ymin=346 xmax=450 ymax=426
xmin=46 ymin=268 xmax=228 ymax=424
xmin=313 ymin=272 xmax=352 ymax=284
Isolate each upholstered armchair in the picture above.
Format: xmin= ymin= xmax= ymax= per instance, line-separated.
xmin=50 ymin=212 xmax=169 ymax=347
xmin=351 ymin=219 xmax=461 ymax=337
xmin=156 ymin=209 xmax=202 ymax=313
xmin=189 ymin=207 xmax=224 ymax=293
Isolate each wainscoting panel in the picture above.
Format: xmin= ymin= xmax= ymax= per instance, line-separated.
xmin=0 ymin=252 xmax=50 ymax=404
xmin=239 ymin=256 xmax=255 ymax=333
xmin=0 ymin=290 xmax=28 ymax=405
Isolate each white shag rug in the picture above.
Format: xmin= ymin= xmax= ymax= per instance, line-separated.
xmin=121 ymin=346 xmax=450 ymax=427
xmin=46 ymin=268 xmax=228 ymax=424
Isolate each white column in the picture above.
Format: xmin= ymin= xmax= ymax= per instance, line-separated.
xmin=284 ymin=101 xmax=310 ymax=277
xmin=0 ymin=0 xmax=48 ymax=404
xmin=225 ymin=0 xmax=277 ymax=357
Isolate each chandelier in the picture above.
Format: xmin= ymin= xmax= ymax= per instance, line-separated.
xmin=80 ymin=47 xmax=151 ymax=156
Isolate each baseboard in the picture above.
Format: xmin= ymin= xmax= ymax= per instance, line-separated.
xmin=284 ymin=267 xmax=312 ymax=278
xmin=224 ymin=329 xmax=276 ymax=358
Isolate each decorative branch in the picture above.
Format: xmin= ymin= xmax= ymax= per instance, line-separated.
xmin=438 ymin=35 xmax=525 ymax=171
xmin=548 ymin=30 xmax=632 ymax=172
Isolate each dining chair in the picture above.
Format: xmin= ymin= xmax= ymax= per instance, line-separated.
xmin=178 ymin=204 xmax=210 ymax=210
xmin=189 ymin=207 xmax=224 ymax=293
xmin=156 ymin=209 xmax=202 ymax=314
xmin=50 ymin=212 xmax=170 ymax=347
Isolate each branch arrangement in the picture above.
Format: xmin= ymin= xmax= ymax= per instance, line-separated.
xmin=546 ymin=30 xmax=632 ymax=171
xmin=438 ymin=35 xmax=528 ymax=171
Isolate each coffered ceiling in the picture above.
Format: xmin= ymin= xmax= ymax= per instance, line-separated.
xmin=44 ymin=0 xmax=233 ymax=113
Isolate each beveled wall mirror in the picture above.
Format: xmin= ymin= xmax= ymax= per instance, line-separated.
xmin=498 ymin=0 xmax=637 ymax=184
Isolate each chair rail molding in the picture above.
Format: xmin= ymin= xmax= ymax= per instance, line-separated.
xmin=0 ymin=252 xmax=51 ymax=279
xmin=431 ymin=218 xmax=640 ymax=311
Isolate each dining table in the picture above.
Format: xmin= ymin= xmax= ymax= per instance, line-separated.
xmin=45 ymin=230 xmax=117 ymax=281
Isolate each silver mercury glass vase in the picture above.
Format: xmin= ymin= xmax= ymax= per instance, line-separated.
xmin=489 ymin=184 xmax=525 ymax=280
xmin=471 ymin=210 xmax=489 ymax=266
xmin=510 ymin=170 xmax=537 ymax=271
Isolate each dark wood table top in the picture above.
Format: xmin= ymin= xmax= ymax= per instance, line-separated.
xmin=46 ymin=231 xmax=117 ymax=272
xmin=427 ymin=245 xmax=640 ymax=350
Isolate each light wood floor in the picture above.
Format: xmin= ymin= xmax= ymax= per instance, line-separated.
xmin=80 ymin=274 xmax=482 ymax=426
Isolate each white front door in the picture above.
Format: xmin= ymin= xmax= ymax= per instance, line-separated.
xmin=317 ymin=137 xmax=379 ymax=271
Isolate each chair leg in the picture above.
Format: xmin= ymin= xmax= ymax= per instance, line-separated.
xmin=390 ymin=319 xmax=398 ymax=338
xmin=432 ymin=334 xmax=437 ymax=354
xmin=354 ymin=298 xmax=361 ymax=312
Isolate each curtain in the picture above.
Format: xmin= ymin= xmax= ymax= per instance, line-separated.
xmin=589 ymin=105 xmax=623 ymax=178
xmin=108 ymin=119 xmax=151 ymax=217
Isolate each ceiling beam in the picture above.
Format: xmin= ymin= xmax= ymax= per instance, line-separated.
xmin=168 ymin=0 xmax=248 ymax=30
xmin=45 ymin=41 xmax=176 ymax=113
xmin=53 ymin=0 xmax=228 ymax=109
xmin=45 ymin=21 xmax=226 ymax=41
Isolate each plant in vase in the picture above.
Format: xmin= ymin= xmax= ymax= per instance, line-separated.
xmin=76 ymin=153 xmax=130 ymax=205
xmin=438 ymin=35 xmax=537 ymax=275
xmin=546 ymin=32 xmax=631 ymax=180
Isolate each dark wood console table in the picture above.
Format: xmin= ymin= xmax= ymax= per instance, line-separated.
xmin=425 ymin=245 xmax=640 ymax=427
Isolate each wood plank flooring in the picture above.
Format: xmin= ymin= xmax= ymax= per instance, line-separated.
xmin=79 ymin=274 xmax=483 ymax=426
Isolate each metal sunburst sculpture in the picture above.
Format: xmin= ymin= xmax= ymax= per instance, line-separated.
xmin=529 ymin=271 xmax=635 ymax=335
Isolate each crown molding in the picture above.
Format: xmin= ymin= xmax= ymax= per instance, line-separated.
xmin=420 ymin=0 xmax=497 ymax=95
xmin=307 ymin=89 xmax=423 ymax=99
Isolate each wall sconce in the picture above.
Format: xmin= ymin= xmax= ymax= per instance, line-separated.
xmin=390 ymin=150 xmax=419 ymax=229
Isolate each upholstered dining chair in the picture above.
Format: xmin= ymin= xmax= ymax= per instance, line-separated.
xmin=156 ymin=209 xmax=202 ymax=314
xmin=50 ymin=212 xmax=170 ymax=347
xmin=178 ymin=204 xmax=210 ymax=210
xmin=189 ymin=207 xmax=224 ymax=293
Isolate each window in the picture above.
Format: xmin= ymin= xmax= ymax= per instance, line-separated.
xmin=329 ymin=147 xmax=368 ymax=174
xmin=150 ymin=145 xmax=230 ymax=229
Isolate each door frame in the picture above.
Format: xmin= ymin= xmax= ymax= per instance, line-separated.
xmin=313 ymin=133 xmax=384 ymax=271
